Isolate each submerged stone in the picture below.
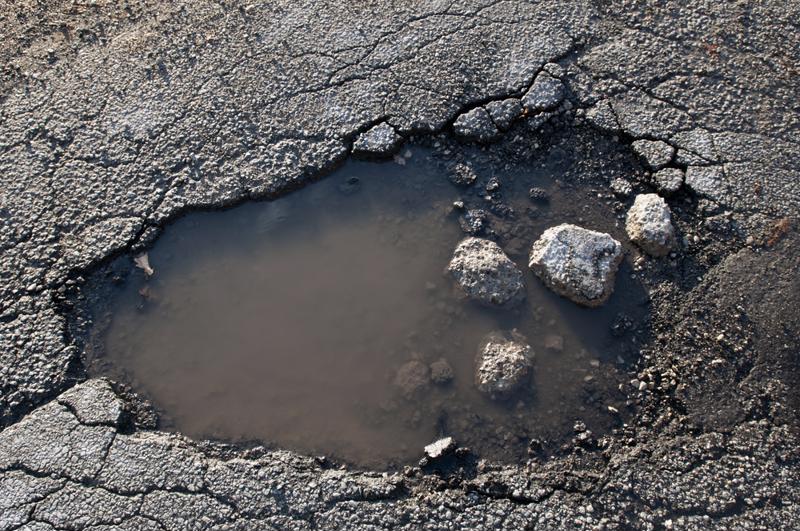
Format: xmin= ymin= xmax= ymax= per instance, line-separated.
xmin=447 ymin=162 xmax=478 ymax=186
xmin=447 ymin=237 xmax=525 ymax=307
xmin=394 ymin=360 xmax=431 ymax=399
xmin=529 ymin=224 xmax=623 ymax=307
xmin=459 ymin=209 xmax=487 ymax=235
xmin=475 ymin=331 xmax=533 ymax=399
xmin=429 ymin=359 xmax=454 ymax=385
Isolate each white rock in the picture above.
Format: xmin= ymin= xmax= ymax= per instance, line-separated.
xmin=626 ymin=194 xmax=675 ymax=257
xmin=424 ymin=437 xmax=456 ymax=459
xmin=447 ymin=238 xmax=525 ymax=307
xmin=529 ymin=224 xmax=623 ymax=307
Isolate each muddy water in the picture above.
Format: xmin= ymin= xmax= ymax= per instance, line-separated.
xmin=93 ymin=147 xmax=648 ymax=467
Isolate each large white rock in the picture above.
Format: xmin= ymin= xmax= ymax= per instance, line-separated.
xmin=475 ymin=331 xmax=533 ymax=399
xmin=626 ymin=194 xmax=675 ymax=257
xmin=447 ymin=238 xmax=525 ymax=307
xmin=529 ymin=224 xmax=623 ymax=307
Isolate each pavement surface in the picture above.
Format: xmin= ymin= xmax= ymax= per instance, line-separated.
xmin=1 ymin=1 xmax=798 ymax=529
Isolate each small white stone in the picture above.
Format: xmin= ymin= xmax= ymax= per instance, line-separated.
xmin=424 ymin=437 xmax=456 ymax=459
xmin=626 ymin=194 xmax=675 ymax=257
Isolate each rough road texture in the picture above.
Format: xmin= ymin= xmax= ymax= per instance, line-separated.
xmin=1 ymin=1 xmax=799 ymax=529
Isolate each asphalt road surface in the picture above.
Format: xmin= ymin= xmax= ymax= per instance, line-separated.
xmin=1 ymin=2 xmax=798 ymax=529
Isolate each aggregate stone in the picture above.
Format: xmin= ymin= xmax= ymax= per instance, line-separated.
xmin=429 ymin=358 xmax=455 ymax=384
xmin=447 ymin=237 xmax=525 ymax=307
xmin=394 ymin=360 xmax=431 ymax=399
xmin=352 ymin=123 xmax=404 ymax=158
xmin=626 ymin=194 xmax=676 ymax=257
xmin=631 ymin=139 xmax=675 ymax=170
xmin=448 ymin=162 xmax=478 ymax=186
xmin=610 ymin=177 xmax=633 ymax=197
xmin=475 ymin=331 xmax=533 ymax=399
xmin=529 ymin=224 xmax=623 ymax=307
xmin=424 ymin=437 xmax=457 ymax=459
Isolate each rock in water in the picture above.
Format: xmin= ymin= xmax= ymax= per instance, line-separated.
xmin=447 ymin=238 xmax=525 ymax=307
xmin=529 ymin=224 xmax=623 ymax=307
xmin=424 ymin=437 xmax=456 ymax=459
xmin=626 ymin=194 xmax=675 ymax=257
xmin=475 ymin=331 xmax=533 ymax=399
xmin=394 ymin=360 xmax=430 ymax=399
xmin=447 ymin=162 xmax=478 ymax=186
xmin=429 ymin=359 xmax=454 ymax=384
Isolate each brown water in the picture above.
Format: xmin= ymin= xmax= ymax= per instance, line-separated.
xmin=92 ymin=147 xmax=649 ymax=468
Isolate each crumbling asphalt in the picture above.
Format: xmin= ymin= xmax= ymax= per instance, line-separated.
xmin=1 ymin=1 xmax=798 ymax=529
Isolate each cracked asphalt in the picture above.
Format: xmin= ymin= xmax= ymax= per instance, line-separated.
xmin=1 ymin=1 xmax=798 ymax=529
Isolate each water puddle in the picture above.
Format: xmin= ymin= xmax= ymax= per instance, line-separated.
xmin=87 ymin=144 xmax=649 ymax=468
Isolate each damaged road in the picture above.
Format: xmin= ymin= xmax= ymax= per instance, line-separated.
xmin=1 ymin=1 xmax=798 ymax=529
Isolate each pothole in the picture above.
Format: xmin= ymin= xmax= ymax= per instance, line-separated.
xmin=81 ymin=129 xmax=652 ymax=468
